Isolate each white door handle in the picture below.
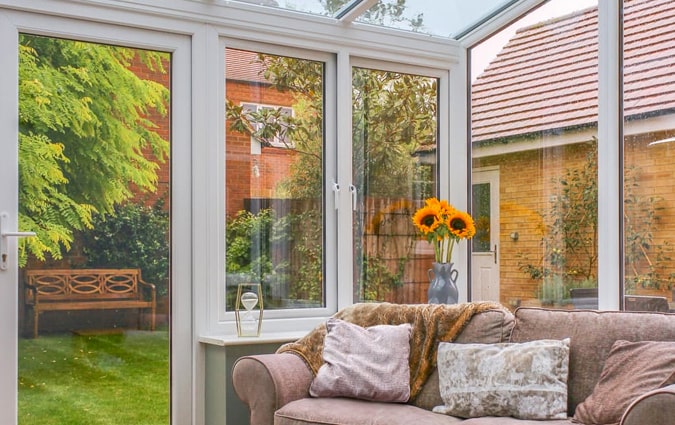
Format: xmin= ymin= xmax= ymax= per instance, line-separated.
xmin=1 ymin=212 xmax=36 ymax=271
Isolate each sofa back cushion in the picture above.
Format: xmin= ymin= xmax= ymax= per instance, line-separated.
xmin=509 ymin=307 xmax=675 ymax=414
xmin=412 ymin=308 xmax=515 ymax=410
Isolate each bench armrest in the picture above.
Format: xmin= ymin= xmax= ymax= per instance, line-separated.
xmin=138 ymin=278 xmax=156 ymax=290
xmin=620 ymin=384 xmax=675 ymax=425
xmin=232 ymin=353 xmax=312 ymax=425
xmin=138 ymin=278 xmax=156 ymax=300
xmin=24 ymin=283 xmax=38 ymax=304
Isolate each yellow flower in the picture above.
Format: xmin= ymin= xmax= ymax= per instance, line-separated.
xmin=447 ymin=211 xmax=476 ymax=239
xmin=413 ymin=197 xmax=475 ymax=263
xmin=412 ymin=206 xmax=441 ymax=235
xmin=425 ymin=198 xmax=453 ymax=214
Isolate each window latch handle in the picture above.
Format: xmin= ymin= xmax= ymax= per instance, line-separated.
xmin=349 ymin=184 xmax=357 ymax=211
xmin=332 ymin=181 xmax=340 ymax=210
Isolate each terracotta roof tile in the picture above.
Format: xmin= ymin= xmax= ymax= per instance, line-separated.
xmin=472 ymin=0 xmax=675 ymax=142
xmin=225 ymin=48 xmax=271 ymax=84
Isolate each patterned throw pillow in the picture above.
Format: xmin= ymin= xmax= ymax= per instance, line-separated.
xmin=433 ymin=338 xmax=570 ymax=420
xmin=309 ymin=318 xmax=412 ymax=402
xmin=573 ymin=340 xmax=675 ymax=425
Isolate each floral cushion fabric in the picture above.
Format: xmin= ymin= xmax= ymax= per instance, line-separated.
xmin=309 ymin=318 xmax=412 ymax=402
xmin=433 ymin=338 xmax=570 ymax=420
xmin=573 ymin=340 xmax=675 ymax=425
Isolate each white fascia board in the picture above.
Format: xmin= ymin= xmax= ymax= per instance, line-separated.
xmin=472 ymin=113 xmax=675 ymax=158
xmin=0 ymin=0 xmax=461 ymax=69
xmin=472 ymin=128 xmax=597 ymax=158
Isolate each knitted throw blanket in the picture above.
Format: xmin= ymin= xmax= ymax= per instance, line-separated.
xmin=277 ymin=301 xmax=505 ymax=401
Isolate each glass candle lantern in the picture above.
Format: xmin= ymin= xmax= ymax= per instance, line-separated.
xmin=235 ymin=283 xmax=263 ymax=337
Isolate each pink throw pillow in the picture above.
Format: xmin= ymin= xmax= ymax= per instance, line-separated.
xmin=309 ymin=318 xmax=412 ymax=402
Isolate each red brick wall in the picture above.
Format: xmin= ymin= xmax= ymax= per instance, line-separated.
xmin=126 ymin=55 xmax=171 ymax=209
xmin=126 ymin=56 xmax=297 ymax=216
xmin=225 ymin=81 xmax=296 ymax=215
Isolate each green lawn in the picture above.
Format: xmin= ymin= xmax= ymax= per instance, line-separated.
xmin=18 ymin=330 xmax=169 ymax=425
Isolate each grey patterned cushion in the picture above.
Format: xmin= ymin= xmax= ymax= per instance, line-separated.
xmin=309 ymin=318 xmax=412 ymax=402
xmin=433 ymin=338 xmax=570 ymax=420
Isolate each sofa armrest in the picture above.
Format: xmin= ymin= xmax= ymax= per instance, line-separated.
xmin=620 ymin=384 xmax=675 ymax=425
xmin=232 ymin=353 xmax=313 ymax=425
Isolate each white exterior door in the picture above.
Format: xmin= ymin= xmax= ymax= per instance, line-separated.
xmin=471 ymin=168 xmax=500 ymax=302
xmin=0 ymin=7 xmax=192 ymax=424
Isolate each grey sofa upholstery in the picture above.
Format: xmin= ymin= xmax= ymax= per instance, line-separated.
xmin=232 ymin=306 xmax=675 ymax=425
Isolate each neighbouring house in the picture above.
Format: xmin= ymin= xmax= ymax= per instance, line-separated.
xmin=471 ymin=0 xmax=675 ymax=305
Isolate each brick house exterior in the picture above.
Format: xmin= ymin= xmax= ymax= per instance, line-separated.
xmin=224 ymin=49 xmax=297 ymax=216
xmin=472 ymin=0 xmax=675 ymax=304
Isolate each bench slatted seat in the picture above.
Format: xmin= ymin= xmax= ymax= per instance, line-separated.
xmin=24 ymin=268 xmax=156 ymax=338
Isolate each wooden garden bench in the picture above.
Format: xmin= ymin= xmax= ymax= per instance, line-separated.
xmin=24 ymin=268 xmax=156 ymax=338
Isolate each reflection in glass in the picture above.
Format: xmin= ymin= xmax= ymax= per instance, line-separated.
xmin=352 ymin=66 xmax=438 ymax=303
xmin=622 ymin=0 xmax=675 ymax=311
xmin=472 ymin=183 xmax=491 ymax=253
xmin=225 ymin=48 xmax=325 ymax=310
xmin=357 ymin=0 xmax=520 ymax=38
xmin=470 ymin=0 xmax=599 ymax=309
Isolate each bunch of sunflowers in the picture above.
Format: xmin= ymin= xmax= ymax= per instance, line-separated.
xmin=412 ymin=197 xmax=476 ymax=264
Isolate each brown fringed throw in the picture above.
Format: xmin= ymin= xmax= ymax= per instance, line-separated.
xmin=277 ymin=301 xmax=506 ymax=401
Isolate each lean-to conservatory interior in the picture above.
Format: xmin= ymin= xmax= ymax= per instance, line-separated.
xmin=1 ymin=0 xmax=674 ymax=424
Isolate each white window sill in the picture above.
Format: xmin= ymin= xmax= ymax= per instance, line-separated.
xmin=198 ymin=331 xmax=306 ymax=346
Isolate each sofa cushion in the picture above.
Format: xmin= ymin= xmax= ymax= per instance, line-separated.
xmin=433 ymin=338 xmax=570 ymax=420
xmin=309 ymin=318 xmax=412 ymax=402
xmin=413 ymin=308 xmax=515 ymax=410
xmin=573 ymin=340 xmax=675 ymax=425
xmin=510 ymin=308 xmax=675 ymax=414
xmin=275 ymin=398 xmax=464 ymax=425
xmin=461 ymin=418 xmax=573 ymax=425
xmin=274 ymin=398 xmax=575 ymax=425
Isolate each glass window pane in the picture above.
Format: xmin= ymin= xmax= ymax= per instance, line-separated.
xmin=18 ymin=34 xmax=170 ymax=424
xmin=472 ymin=183 xmax=491 ymax=253
xmin=622 ymin=0 xmax=675 ymax=312
xmin=356 ymin=0 xmax=520 ymax=38
xmin=228 ymin=0 xmax=353 ymax=17
xmin=352 ymin=66 xmax=438 ymax=303
xmin=225 ymin=48 xmax=325 ymax=310
xmin=471 ymin=0 xmax=599 ymax=310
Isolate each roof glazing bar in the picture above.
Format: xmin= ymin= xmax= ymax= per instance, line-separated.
xmin=454 ymin=0 xmax=521 ymax=40
xmin=336 ymin=0 xmax=377 ymax=22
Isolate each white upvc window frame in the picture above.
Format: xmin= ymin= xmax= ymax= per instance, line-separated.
xmin=194 ymin=9 xmax=462 ymax=338
xmin=215 ymin=38 xmax=339 ymax=335
xmin=343 ymin=56 xmax=455 ymax=304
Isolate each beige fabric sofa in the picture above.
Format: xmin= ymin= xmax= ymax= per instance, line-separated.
xmin=232 ymin=306 xmax=675 ymax=425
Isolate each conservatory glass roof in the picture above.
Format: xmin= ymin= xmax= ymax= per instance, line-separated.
xmin=228 ymin=0 xmax=521 ymax=39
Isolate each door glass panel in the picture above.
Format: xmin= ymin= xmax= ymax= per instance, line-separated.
xmin=225 ymin=48 xmax=325 ymax=309
xmin=470 ymin=0 xmax=599 ymax=310
xmin=352 ymin=66 xmax=438 ymax=303
xmin=18 ymin=34 xmax=170 ymax=424
xmin=472 ymin=183 xmax=491 ymax=253
xmin=622 ymin=0 xmax=675 ymax=312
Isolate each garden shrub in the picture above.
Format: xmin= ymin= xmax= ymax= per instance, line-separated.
xmin=80 ymin=200 xmax=170 ymax=296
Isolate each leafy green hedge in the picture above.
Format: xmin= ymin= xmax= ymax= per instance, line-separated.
xmin=80 ymin=201 xmax=169 ymax=296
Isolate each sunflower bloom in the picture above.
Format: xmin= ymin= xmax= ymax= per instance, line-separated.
xmin=412 ymin=206 xmax=441 ymax=235
xmin=447 ymin=211 xmax=476 ymax=239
